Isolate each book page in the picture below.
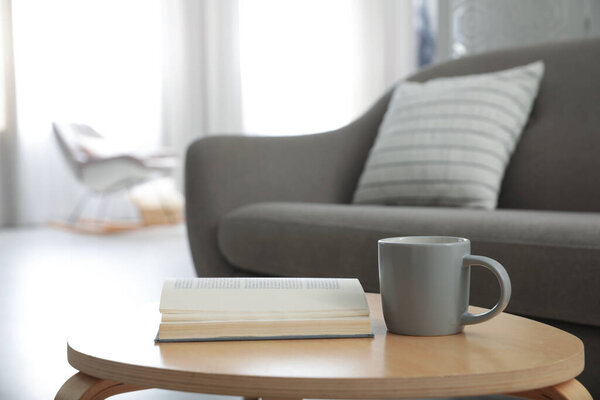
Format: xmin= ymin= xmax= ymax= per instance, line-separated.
xmin=159 ymin=278 xmax=369 ymax=318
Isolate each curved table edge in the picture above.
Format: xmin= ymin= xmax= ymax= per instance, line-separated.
xmin=65 ymin=340 xmax=587 ymax=399
xmin=54 ymin=372 xmax=592 ymax=400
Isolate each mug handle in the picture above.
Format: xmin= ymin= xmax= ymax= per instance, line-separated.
xmin=461 ymin=255 xmax=512 ymax=325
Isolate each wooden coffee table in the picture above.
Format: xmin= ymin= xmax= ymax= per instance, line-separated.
xmin=55 ymin=294 xmax=591 ymax=400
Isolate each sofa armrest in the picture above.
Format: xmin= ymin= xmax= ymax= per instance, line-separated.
xmin=185 ymin=90 xmax=392 ymax=277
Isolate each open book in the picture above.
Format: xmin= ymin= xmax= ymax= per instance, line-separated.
xmin=156 ymin=277 xmax=373 ymax=342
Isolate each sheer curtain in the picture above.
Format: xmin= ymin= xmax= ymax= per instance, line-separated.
xmin=239 ymin=0 xmax=414 ymax=136
xmin=3 ymin=0 xmax=237 ymax=226
xmin=0 ymin=0 xmax=18 ymax=226
xmin=2 ymin=1 xmax=414 ymax=227
xmin=163 ymin=0 xmax=415 ymax=140
xmin=161 ymin=0 xmax=244 ymax=187
xmin=7 ymin=0 xmax=163 ymax=225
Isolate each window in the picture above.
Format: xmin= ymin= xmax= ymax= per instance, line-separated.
xmin=239 ymin=0 xmax=363 ymax=135
xmin=12 ymin=0 xmax=162 ymax=146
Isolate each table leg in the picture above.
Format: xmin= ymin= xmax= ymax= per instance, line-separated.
xmin=509 ymin=379 xmax=592 ymax=400
xmin=55 ymin=372 xmax=146 ymax=400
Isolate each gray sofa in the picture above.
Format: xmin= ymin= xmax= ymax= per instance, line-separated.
xmin=186 ymin=38 xmax=600 ymax=393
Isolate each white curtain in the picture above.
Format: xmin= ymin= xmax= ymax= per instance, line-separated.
xmin=161 ymin=0 xmax=244 ymax=187
xmin=355 ymin=0 xmax=415 ymax=116
xmin=0 ymin=0 xmax=18 ymax=226
xmin=162 ymin=0 xmax=414 ymax=140
xmin=6 ymin=0 xmax=163 ymax=226
xmin=2 ymin=0 xmax=414 ymax=227
xmin=239 ymin=0 xmax=414 ymax=136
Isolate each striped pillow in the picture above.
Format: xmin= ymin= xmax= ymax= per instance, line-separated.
xmin=352 ymin=61 xmax=544 ymax=209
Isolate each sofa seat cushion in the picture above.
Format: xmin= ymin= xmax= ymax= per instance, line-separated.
xmin=218 ymin=202 xmax=600 ymax=327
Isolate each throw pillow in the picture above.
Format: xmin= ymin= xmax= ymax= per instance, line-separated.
xmin=352 ymin=61 xmax=544 ymax=209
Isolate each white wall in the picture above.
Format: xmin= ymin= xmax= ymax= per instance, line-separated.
xmin=435 ymin=0 xmax=600 ymax=62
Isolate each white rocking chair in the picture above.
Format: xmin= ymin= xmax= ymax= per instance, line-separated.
xmin=53 ymin=122 xmax=177 ymax=229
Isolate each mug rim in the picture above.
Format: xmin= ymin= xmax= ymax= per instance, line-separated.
xmin=378 ymin=236 xmax=470 ymax=246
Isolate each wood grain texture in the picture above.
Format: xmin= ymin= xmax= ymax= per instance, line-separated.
xmin=54 ymin=372 xmax=144 ymax=400
xmin=511 ymin=379 xmax=592 ymax=400
xmin=261 ymin=398 xmax=302 ymax=400
xmin=64 ymin=293 xmax=587 ymax=399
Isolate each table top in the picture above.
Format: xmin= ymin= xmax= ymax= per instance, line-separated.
xmin=67 ymin=293 xmax=585 ymax=398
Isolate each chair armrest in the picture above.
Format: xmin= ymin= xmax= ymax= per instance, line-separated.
xmin=85 ymin=154 xmax=145 ymax=167
xmin=81 ymin=155 xmax=155 ymax=192
xmin=185 ymin=90 xmax=392 ymax=277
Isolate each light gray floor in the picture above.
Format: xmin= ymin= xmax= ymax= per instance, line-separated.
xmin=0 ymin=225 xmax=236 ymax=400
xmin=0 ymin=225 xmax=512 ymax=400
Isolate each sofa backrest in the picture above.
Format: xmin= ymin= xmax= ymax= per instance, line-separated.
xmin=406 ymin=38 xmax=600 ymax=212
